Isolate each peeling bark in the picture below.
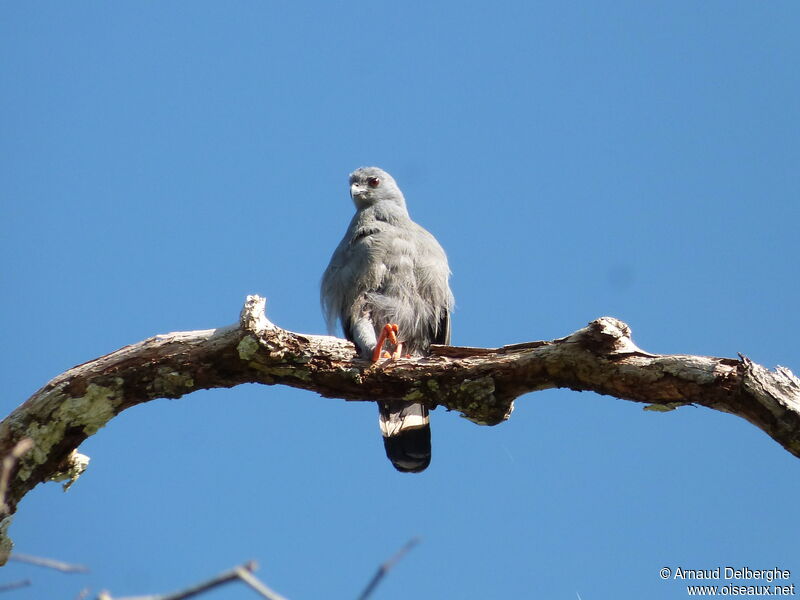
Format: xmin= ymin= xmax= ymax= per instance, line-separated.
xmin=1 ymin=295 xmax=798 ymax=563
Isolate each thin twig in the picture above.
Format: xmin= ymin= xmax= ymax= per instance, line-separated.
xmin=0 ymin=438 xmax=33 ymax=513
xmin=8 ymin=552 xmax=89 ymax=573
xmin=235 ymin=565 xmax=289 ymax=600
xmin=0 ymin=579 xmax=31 ymax=592
xmin=357 ymin=537 xmax=421 ymax=600
xmin=151 ymin=563 xmax=245 ymax=600
xmin=105 ymin=561 xmax=287 ymax=600
xmin=74 ymin=588 xmax=91 ymax=600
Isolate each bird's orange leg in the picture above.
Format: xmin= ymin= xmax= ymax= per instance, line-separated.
xmin=372 ymin=323 xmax=399 ymax=362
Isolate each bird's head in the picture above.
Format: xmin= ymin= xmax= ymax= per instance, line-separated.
xmin=349 ymin=167 xmax=406 ymax=210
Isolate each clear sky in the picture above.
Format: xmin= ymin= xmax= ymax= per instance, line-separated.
xmin=2 ymin=2 xmax=799 ymax=598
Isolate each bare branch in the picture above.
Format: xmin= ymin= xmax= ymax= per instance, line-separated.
xmin=7 ymin=552 xmax=89 ymax=573
xmin=1 ymin=295 xmax=798 ymax=560
xmin=99 ymin=561 xmax=286 ymax=600
xmin=74 ymin=588 xmax=91 ymax=600
xmin=0 ymin=579 xmax=31 ymax=592
xmin=357 ymin=537 xmax=420 ymax=600
xmin=234 ymin=565 xmax=289 ymax=600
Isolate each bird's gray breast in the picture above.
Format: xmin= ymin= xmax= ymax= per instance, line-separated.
xmin=363 ymin=224 xmax=445 ymax=353
xmin=322 ymin=206 xmax=451 ymax=355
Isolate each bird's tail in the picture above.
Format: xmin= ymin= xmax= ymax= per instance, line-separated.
xmin=378 ymin=402 xmax=431 ymax=473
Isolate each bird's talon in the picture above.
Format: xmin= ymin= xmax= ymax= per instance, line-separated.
xmin=391 ymin=342 xmax=404 ymax=360
xmin=372 ymin=323 xmax=401 ymax=362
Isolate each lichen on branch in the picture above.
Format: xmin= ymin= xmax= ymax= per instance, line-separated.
xmin=0 ymin=294 xmax=798 ymax=563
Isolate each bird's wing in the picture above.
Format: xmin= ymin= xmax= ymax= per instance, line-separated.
xmin=409 ymin=223 xmax=453 ymax=346
xmin=435 ymin=307 xmax=451 ymax=346
xmin=321 ymin=211 xmax=389 ymax=351
xmin=320 ymin=235 xmax=352 ymax=336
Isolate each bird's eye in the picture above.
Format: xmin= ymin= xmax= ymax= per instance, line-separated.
xmin=367 ymin=177 xmax=381 ymax=188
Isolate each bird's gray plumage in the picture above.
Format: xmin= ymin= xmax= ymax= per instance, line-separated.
xmin=321 ymin=167 xmax=453 ymax=472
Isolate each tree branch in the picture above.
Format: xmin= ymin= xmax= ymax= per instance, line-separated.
xmin=97 ymin=560 xmax=286 ymax=600
xmin=6 ymin=552 xmax=89 ymax=573
xmin=1 ymin=294 xmax=798 ymax=563
xmin=357 ymin=537 xmax=420 ymax=600
xmin=0 ymin=579 xmax=31 ymax=592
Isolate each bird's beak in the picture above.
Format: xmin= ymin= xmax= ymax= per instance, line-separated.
xmin=350 ymin=183 xmax=367 ymax=198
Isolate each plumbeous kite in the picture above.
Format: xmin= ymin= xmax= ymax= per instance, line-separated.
xmin=321 ymin=167 xmax=454 ymax=473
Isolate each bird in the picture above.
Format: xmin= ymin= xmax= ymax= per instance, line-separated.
xmin=321 ymin=167 xmax=454 ymax=473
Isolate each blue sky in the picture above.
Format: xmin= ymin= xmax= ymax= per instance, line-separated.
xmin=2 ymin=2 xmax=799 ymax=598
